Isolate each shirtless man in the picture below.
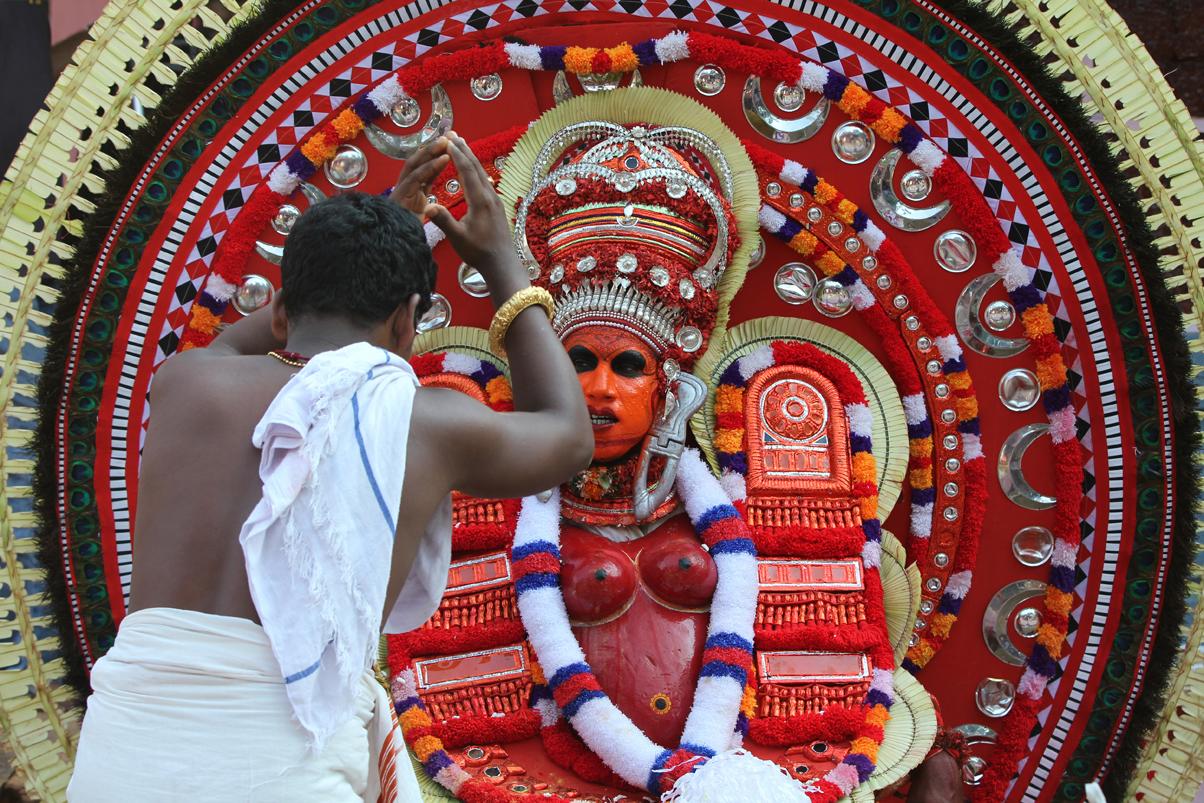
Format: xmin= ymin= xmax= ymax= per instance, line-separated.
xmin=68 ymin=134 xmax=592 ymax=801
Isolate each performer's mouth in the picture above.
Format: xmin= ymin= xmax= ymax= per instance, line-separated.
xmin=589 ymin=409 xmax=619 ymax=428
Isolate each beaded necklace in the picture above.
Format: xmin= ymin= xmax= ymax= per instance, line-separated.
xmin=267 ymin=349 xmax=311 ymax=367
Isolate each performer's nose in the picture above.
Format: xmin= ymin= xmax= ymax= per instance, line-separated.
xmin=583 ymin=368 xmax=618 ymax=401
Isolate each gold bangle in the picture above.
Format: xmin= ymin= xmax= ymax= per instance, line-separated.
xmin=488 ymin=286 xmax=556 ymax=359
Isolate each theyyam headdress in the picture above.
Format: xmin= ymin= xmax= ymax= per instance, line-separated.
xmin=500 ymin=87 xmax=760 ymax=370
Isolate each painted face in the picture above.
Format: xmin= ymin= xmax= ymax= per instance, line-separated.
xmin=564 ymin=326 xmax=660 ymax=463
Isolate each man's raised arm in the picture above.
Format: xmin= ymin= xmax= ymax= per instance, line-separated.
xmin=416 ymin=133 xmax=593 ymax=498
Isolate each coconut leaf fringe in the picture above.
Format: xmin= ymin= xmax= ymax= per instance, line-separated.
xmin=32 ymin=0 xmax=338 ymax=706
xmin=931 ymin=1 xmax=1201 ymax=797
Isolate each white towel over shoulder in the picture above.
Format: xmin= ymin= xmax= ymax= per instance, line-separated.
xmin=239 ymin=342 xmax=451 ymax=749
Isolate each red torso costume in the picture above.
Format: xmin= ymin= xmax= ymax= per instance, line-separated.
xmin=561 ymin=518 xmax=715 ymax=745
xmin=388 ymin=352 xmax=894 ymax=798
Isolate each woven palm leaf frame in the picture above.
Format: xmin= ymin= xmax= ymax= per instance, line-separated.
xmin=0 ymin=0 xmax=1199 ymax=801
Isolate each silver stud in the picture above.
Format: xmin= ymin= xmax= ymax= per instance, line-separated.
xmin=325 ymin=144 xmax=368 ymax=189
xmin=1015 ymin=607 xmax=1042 ymax=638
xmin=984 ymin=579 xmax=1047 ymax=664
xmin=945 ymin=458 xmax=961 ymax=472
xmin=941 ymin=409 xmax=957 ymax=424
xmin=927 ymin=359 xmax=942 ymax=374
xmin=944 ymin=482 xmax=959 ymax=497
xmin=844 ymin=236 xmax=860 ymax=252
xmin=943 ymin=434 xmax=959 ymax=449
xmin=956 ymin=273 xmax=1030 ymax=358
xmin=676 ymin=326 xmax=704 ymax=352
xmin=693 ymin=64 xmax=726 ymax=96
xmin=615 ymin=173 xmax=637 ymax=192
xmin=679 ymin=277 xmax=696 ymax=299
xmin=893 ymin=294 xmax=909 ymax=309
xmin=807 ymin=206 xmax=823 ymax=222
xmin=963 ymin=755 xmax=988 ymax=787
xmin=789 ymin=193 xmax=805 ymax=208
xmin=549 ymin=264 xmax=565 ymax=284
xmin=470 ymin=73 xmax=503 ymax=101
xmin=272 ymin=204 xmax=300 ymax=235
xmin=862 ymin=255 xmax=877 ymax=270
xmin=832 ymin=121 xmax=875 ymax=164
xmin=813 ymin=278 xmax=853 ymax=318
xmin=914 ymin=619 xmax=926 ymax=630
xmin=827 ymin=220 xmax=843 ymax=237
xmin=555 ymin=178 xmax=577 ymax=196
xmin=935 ymin=383 xmax=950 ymax=398
xmin=773 ymin=82 xmax=804 ymax=112
xmin=999 ymin=368 xmax=1041 ymax=412
xmin=417 ymin=292 xmax=451 ymax=332
xmin=917 ymin=336 xmax=932 ymax=351
xmin=666 ymin=177 xmax=687 ymax=199
xmin=617 ymin=254 xmax=638 ymax=273
xmin=493 ymin=156 xmax=508 ymax=170
xmin=457 ymin=263 xmax=489 ymax=298
xmin=925 ymin=577 xmax=943 ymax=593
xmin=526 ymin=262 xmax=541 ymax=280
xmin=909 ymin=633 xmax=919 ymax=647
xmin=876 ymin=274 xmax=892 ymax=290
xmin=943 ymin=505 xmax=958 ymax=521
xmin=934 ymin=551 xmax=949 ymax=567
xmin=934 ymin=230 xmax=977 ymax=273
xmin=232 ymin=275 xmax=274 ymax=315
xmin=984 ymin=300 xmax=1016 ymax=332
xmin=920 ymin=600 xmax=935 ymax=614
xmin=766 ymin=181 xmax=782 ymax=197
xmin=1012 ymin=526 xmax=1054 ymax=566
xmin=663 ymin=359 xmax=680 ymax=381
xmin=445 ymin=179 xmax=461 ymax=194
xmin=899 ymin=169 xmax=932 ymax=201
xmin=694 ymin=267 xmax=715 ymax=288
xmin=905 ymin=315 xmax=920 ymax=331
xmin=390 ymin=96 xmax=421 ymax=128
xmin=577 ymin=256 xmax=597 ymax=272
xmin=649 ymin=266 xmax=670 ymax=287
xmin=975 ymin=678 xmax=1016 ymax=718
xmin=773 ymin=263 xmax=817 ymax=304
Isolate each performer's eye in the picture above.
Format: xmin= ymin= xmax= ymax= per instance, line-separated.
xmin=612 ymin=350 xmax=648 ymax=378
xmin=569 ymin=345 xmax=599 ymax=373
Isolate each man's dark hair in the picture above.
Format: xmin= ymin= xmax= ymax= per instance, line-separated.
xmin=280 ymin=192 xmax=437 ymax=323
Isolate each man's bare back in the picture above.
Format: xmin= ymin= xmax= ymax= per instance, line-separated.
xmin=127 ymin=353 xmax=297 ymax=621
xmin=126 ymin=133 xmax=592 ymax=625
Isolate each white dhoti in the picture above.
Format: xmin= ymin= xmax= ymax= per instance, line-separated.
xmin=67 ymin=608 xmax=422 ymax=802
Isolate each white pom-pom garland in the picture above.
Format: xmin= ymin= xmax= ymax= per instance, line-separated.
xmin=504 ymin=42 xmax=543 ymax=71
xmin=511 ymin=449 xmax=760 ymax=796
xmin=661 ymin=750 xmax=811 ymax=803
xmin=908 ymin=140 xmax=946 ymax=175
xmin=655 ymin=31 xmax=690 ymax=63
xmin=758 ymin=204 xmax=788 ymax=233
